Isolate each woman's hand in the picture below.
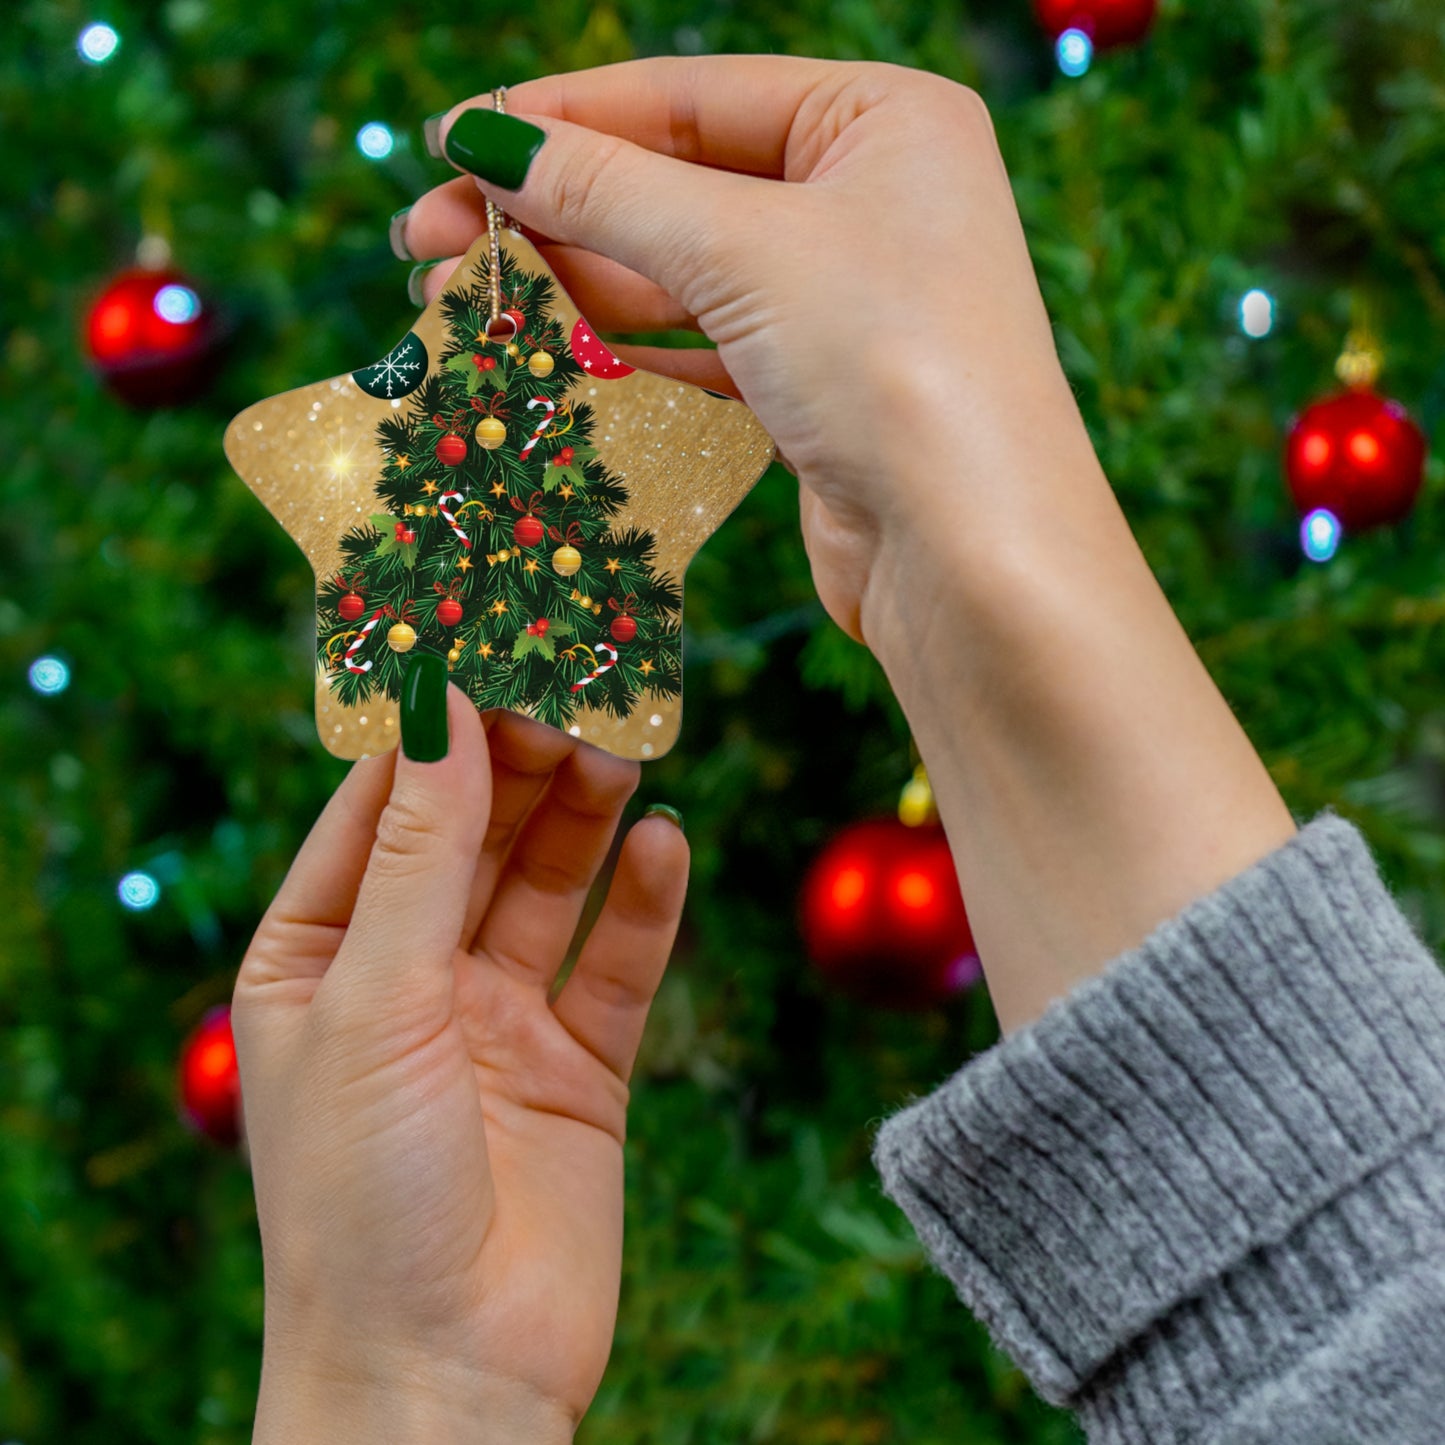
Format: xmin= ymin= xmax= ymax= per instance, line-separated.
xmin=400 ymin=57 xmax=1294 ymax=1032
xmin=400 ymin=56 xmax=1084 ymax=644
xmin=234 ymin=690 xmax=688 ymax=1444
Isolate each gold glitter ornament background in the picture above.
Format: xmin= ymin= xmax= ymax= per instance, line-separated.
xmin=223 ymin=230 xmax=776 ymax=762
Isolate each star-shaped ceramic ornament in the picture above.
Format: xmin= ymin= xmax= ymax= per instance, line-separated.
xmin=224 ymin=230 xmax=776 ymax=762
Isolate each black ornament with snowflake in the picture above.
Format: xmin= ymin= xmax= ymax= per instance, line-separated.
xmin=318 ymin=252 xmax=683 ymax=732
xmin=352 ymin=331 xmax=428 ymax=399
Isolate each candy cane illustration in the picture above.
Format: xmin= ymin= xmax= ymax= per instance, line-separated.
xmin=343 ymin=607 xmax=388 ymax=674
xmin=519 ymin=396 xmax=557 ymax=462
xmin=569 ymin=642 xmax=619 ymax=694
xmin=437 ymin=490 xmax=471 ymax=549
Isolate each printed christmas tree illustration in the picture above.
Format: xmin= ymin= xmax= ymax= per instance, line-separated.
xmin=318 ymin=250 xmax=683 ymax=731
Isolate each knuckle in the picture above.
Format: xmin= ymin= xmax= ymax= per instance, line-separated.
xmin=515 ymin=849 xmax=582 ymax=897
xmin=550 ymin=133 xmax=627 ymax=236
xmin=582 ymin=967 xmax=656 ymax=1014
xmin=370 ymin=789 xmax=448 ymax=874
xmin=952 ymin=83 xmax=999 ymax=144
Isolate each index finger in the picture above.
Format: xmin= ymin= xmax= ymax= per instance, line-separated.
xmin=453 ymin=54 xmax=846 ymax=181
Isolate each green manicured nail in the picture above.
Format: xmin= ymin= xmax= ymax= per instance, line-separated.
xmin=406 ymin=259 xmax=444 ymax=307
xmin=443 ymin=107 xmax=546 ymax=192
xmin=423 ymin=112 xmax=447 ymax=159
xmin=388 ymin=206 xmax=413 ymax=262
xmin=400 ymin=652 xmax=449 ymax=762
xmin=645 ymin=803 xmax=684 ymax=834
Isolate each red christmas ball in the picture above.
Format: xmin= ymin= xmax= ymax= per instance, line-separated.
xmin=85 ymin=268 xmax=219 ymax=407
xmin=435 ymin=433 xmax=467 ymax=467
xmin=1285 ymin=388 xmax=1427 ymax=533
xmin=437 ymin=598 xmax=464 ymax=627
xmin=503 ymin=307 xmax=526 ymax=331
xmin=800 ymin=818 xmax=980 ymax=1010
xmin=1034 ymin=0 xmax=1157 ymax=48
xmin=513 ymin=515 xmax=545 ymax=548
xmin=338 ymin=592 xmax=366 ymax=622
xmin=178 ymin=1005 xmax=242 ymax=1147
xmin=609 ymin=614 xmax=637 ymax=644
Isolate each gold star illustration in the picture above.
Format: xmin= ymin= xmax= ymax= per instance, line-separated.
xmin=478 ymin=641 xmax=494 ymax=659
xmin=558 ymin=482 xmax=575 ymax=500
xmin=639 ymin=658 xmax=655 ymax=675
xmin=524 ymin=558 xmax=540 ymax=574
xmin=604 ymin=557 xmax=622 ymax=575
xmin=223 ymin=229 xmax=774 ymax=764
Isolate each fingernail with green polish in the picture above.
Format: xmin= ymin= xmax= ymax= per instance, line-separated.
xmin=443 ymin=107 xmax=546 ymax=192
xmin=401 ymin=652 xmax=449 ymax=762
xmin=645 ymin=803 xmax=684 ymax=834
xmin=423 ymin=111 xmax=447 ymax=160
xmin=388 ymin=206 xmax=413 ymax=262
xmin=406 ymin=259 xmax=444 ymax=308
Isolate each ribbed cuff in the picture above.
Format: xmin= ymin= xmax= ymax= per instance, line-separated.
xmin=871 ymin=814 xmax=1445 ymax=1430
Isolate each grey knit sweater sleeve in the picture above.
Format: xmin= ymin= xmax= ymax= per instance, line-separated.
xmin=871 ymin=814 xmax=1445 ymax=1444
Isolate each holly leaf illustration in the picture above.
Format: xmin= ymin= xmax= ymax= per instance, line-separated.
xmin=512 ymin=628 xmax=557 ymax=661
xmin=541 ymin=463 xmax=588 ymax=493
xmin=370 ymin=514 xmax=418 ymax=567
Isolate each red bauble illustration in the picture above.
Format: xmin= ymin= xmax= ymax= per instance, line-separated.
xmin=799 ymin=818 xmax=980 ymax=1010
xmin=337 ymin=592 xmax=366 ymax=622
xmin=513 ymin=515 xmax=545 ymax=548
xmin=1034 ymin=0 xmax=1157 ymax=48
xmin=1285 ymin=388 xmax=1427 ymax=532
xmin=437 ymin=598 xmax=464 ymax=627
xmin=569 ymin=317 xmax=635 ymax=379
xmin=178 ymin=1005 xmax=242 ymax=1147
xmin=85 ymin=267 xmax=220 ymax=407
xmin=609 ymin=614 xmax=637 ymax=644
xmin=435 ymin=433 xmax=467 ymax=467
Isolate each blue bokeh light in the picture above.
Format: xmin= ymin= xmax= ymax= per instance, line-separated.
xmin=78 ymin=22 xmax=120 ymax=64
xmin=118 ymin=871 xmax=161 ymax=911
xmin=1057 ymin=28 xmax=1093 ymax=77
xmin=28 ymin=657 xmax=70 ymax=695
xmin=1239 ymin=288 xmax=1275 ymax=339
xmin=356 ymin=122 xmax=395 ymax=160
xmin=153 ymin=283 xmax=201 ymax=324
xmin=1301 ymin=508 xmax=1342 ymax=563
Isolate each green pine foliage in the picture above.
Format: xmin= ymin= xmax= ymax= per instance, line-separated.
xmin=4 ymin=1 xmax=1445 ymax=1443
xmin=319 ymin=250 xmax=682 ymax=728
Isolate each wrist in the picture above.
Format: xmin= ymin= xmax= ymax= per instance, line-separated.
xmin=858 ymin=368 xmax=1120 ymax=685
xmin=854 ymin=384 xmax=1293 ymax=1032
xmin=254 ymin=1346 xmax=575 ymax=1445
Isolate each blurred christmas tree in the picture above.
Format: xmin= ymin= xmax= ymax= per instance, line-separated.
xmin=2 ymin=1 xmax=1443 ymax=1443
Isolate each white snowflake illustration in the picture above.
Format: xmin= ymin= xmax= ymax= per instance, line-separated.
xmin=358 ymin=339 xmax=425 ymax=397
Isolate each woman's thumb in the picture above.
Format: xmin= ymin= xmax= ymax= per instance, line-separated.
xmin=326 ymin=667 xmax=490 ymax=1017
xmin=435 ymin=104 xmax=760 ymax=317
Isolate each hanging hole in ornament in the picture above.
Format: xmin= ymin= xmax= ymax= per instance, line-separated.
xmin=485 ymin=314 xmax=518 ymax=344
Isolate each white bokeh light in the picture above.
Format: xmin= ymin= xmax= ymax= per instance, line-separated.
xmin=28 ymin=656 xmax=71 ymax=695
xmin=1057 ymin=28 xmax=1093 ymax=77
xmin=154 ymin=283 xmax=201 ymax=324
xmin=78 ymin=22 xmax=120 ymax=64
xmin=356 ymin=122 xmax=395 ymax=160
xmin=118 ymin=871 xmax=161 ymax=911
xmin=1240 ymin=288 xmax=1275 ymax=339
xmin=1301 ymin=508 xmax=1342 ymax=563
